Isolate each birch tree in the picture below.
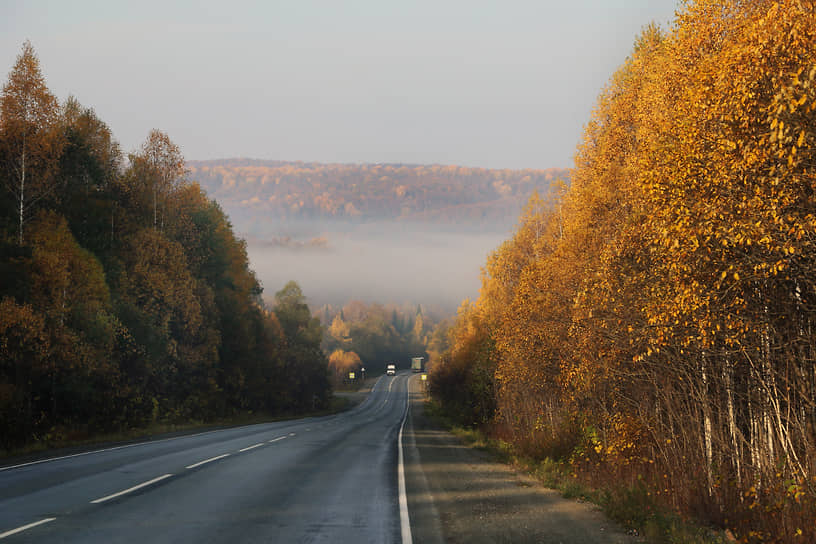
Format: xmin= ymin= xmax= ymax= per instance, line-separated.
xmin=0 ymin=41 xmax=64 ymax=245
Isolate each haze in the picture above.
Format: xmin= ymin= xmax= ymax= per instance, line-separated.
xmin=2 ymin=0 xmax=679 ymax=170
xmin=246 ymin=221 xmax=509 ymax=311
xmin=4 ymin=0 xmax=680 ymax=311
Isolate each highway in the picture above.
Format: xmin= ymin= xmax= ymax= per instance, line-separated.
xmin=0 ymin=373 xmax=414 ymax=543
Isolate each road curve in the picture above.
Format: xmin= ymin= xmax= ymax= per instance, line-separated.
xmin=0 ymin=373 xmax=413 ymax=543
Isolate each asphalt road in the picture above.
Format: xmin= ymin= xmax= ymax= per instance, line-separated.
xmin=0 ymin=373 xmax=415 ymax=543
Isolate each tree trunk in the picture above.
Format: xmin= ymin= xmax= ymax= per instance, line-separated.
xmin=701 ymin=353 xmax=714 ymax=496
xmin=19 ymin=142 xmax=26 ymax=245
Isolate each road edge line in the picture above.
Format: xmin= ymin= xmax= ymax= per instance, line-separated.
xmin=398 ymin=375 xmax=413 ymax=544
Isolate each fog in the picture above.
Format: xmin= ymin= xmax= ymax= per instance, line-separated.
xmin=246 ymin=221 xmax=510 ymax=312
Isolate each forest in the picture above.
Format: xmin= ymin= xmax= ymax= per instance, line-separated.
xmin=317 ymin=300 xmax=441 ymax=384
xmin=0 ymin=43 xmax=330 ymax=451
xmin=187 ymin=158 xmax=568 ymax=235
xmin=429 ymin=1 xmax=816 ymax=542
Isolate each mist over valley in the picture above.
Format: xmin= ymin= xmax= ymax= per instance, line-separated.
xmin=188 ymin=159 xmax=568 ymax=312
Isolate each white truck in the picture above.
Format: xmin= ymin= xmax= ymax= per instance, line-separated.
xmin=386 ymin=364 xmax=396 ymax=376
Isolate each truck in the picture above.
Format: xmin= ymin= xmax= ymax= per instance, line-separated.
xmin=411 ymin=357 xmax=424 ymax=373
xmin=386 ymin=364 xmax=396 ymax=376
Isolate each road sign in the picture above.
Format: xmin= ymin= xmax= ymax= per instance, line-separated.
xmin=349 ymin=372 xmax=355 ymax=380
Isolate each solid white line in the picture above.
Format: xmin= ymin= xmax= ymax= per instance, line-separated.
xmin=268 ymin=436 xmax=287 ymax=443
xmin=90 ymin=474 xmax=173 ymax=504
xmin=0 ymin=518 xmax=57 ymax=539
xmin=398 ymin=377 xmax=413 ymax=544
xmin=185 ymin=453 xmax=230 ymax=470
xmin=238 ymin=443 xmax=264 ymax=452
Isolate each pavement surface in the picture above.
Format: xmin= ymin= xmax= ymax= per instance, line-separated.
xmin=0 ymin=373 xmax=411 ymax=543
xmin=1 ymin=372 xmax=636 ymax=543
xmin=402 ymin=374 xmax=636 ymax=544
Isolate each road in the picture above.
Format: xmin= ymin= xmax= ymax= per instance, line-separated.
xmin=0 ymin=373 xmax=415 ymax=543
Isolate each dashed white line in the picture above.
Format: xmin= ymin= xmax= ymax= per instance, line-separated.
xmin=0 ymin=427 xmax=230 ymax=473
xmin=238 ymin=443 xmax=264 ymax=452
xmin=185 ymin=453 xmax=231 ymax=470
xmin=90 ymin=474 xmax=173 ymax=504
xmin=289 ymin=432 xmax=296 ymax=436
xmin=268 ymin=436 xmax=287 ymax=443
xmin=0 ymin=518 xmax=57 ymax=539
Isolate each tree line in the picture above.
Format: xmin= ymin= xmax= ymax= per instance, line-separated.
xmin=319 ymin=300 xmax=436 ymax=384
xmin=187 ymin=158 xmax=568 ymax=230
xmin=0 ymin=42 xmax=330 ymax=450
xmin=430 ymin=1 xmax=815 ymax=541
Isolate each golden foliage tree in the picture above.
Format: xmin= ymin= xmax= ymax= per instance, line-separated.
xmin=435 ymin=1 xmax=816 ymax=540
xmin=0 ymin=41 xmax=64 ymax=245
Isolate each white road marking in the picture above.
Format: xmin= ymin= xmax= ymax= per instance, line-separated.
xmin=185 ymin=453 xmax=231 ymax=470
xmin=90 ymin=474 xmax=173 ymax=504
xmin=0 ymin=428 xmax=214 ymax=472
xmin=268 ymin=436 xmax=287 ymax=443
xmin=289 ymin=432 xmax=296 ymax=436
xmin=0 ymin=518 xmax=56 ymax=539
xmin=398 ymin=377 xmax=413 ymax=544
xmin=238 ymin=443 xmax=264 ymax=452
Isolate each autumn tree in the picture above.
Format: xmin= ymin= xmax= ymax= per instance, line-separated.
xmin=434 ymin=2 xmax=816 ymax=540
xmin=0 ymin=41 xmax=64 ymax=245
xmin=0 ymin=297 xmax=50 ymax=447
xmin=122 ymin=129 xmax=186 ymax=230
xmin=328 ymin=349 xmax=362 ymax=384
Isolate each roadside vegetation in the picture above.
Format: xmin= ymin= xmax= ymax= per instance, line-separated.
xmin=0 ymin=43 xmax=330 ymax=453
xmin=427 ymin=398 xmax=728 ymax=544
xmin=429 ymin=1 xmax=816 ymax=542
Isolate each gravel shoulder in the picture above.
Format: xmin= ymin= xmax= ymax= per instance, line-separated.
xmin=404 ymin=374 xmax=637 ymax=544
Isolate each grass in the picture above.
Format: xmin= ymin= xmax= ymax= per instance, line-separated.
xmin=425 ymin=400 xmax=730 ymax=544
xmin=0 ymin=393 xmax=361 ymax=462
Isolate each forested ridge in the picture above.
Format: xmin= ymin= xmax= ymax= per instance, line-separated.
xmin=0 ymin=43 xmax=330 ymax=451
xmin=187 ymin=158 xmax=568 ymax=233
xmin=430 ymin=1 xmax=816 ymax=542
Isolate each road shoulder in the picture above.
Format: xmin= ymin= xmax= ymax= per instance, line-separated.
xmin=404 ymin=374 xmax=636 ymax=544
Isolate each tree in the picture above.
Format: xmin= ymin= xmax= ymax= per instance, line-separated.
xmin=0 ymin=297 xmax=50 ymax=448
xmin=273 ymin=281 xmax=330 ymax=410
xmin=125 ymin=129 xmax=186 ymax=230
xmin=328 ymin=349 xmax=362 ymax=384
xmin=59 ymin=97 xmax=122 ymax=254
xmin=0 ymin=41 xmax=64 ymax=245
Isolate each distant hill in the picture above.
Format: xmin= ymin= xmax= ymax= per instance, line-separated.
xmin=187 ymin=159 xmax=569 ymax=235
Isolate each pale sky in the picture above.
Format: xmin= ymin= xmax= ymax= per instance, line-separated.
xmin=1 ymin=1 xmax=680 ymax=170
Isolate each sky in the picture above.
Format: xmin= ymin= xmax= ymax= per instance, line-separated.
xmin=1 ymin=0 xmax=680 ymax=170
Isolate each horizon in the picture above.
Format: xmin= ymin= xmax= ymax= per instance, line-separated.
xmin=2 ymin=0 xmax=680 ymax=171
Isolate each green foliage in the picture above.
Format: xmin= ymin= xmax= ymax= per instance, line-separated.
xmin=0 ymin=43 xmax=332 ymax=449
